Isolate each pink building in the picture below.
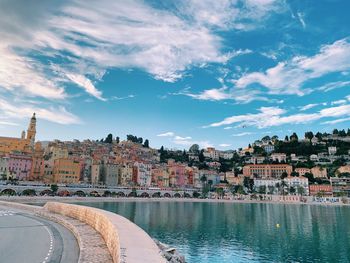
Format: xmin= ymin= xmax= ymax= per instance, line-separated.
xmin=8 ymin=153 xmax=32 ymax=180
xmin=167 ymin=160 xmax=186 ymax=187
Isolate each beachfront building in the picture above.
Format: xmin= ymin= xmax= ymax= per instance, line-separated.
xmin=254 ymin=178 xmax=280 ymax=194
xmin=91 ymin=162 xmax=101 ymax=185
xmin=167 ymin=159 xmax=186 ymax=187
xmin=284 ymin=176 xmax=309 ymax=195
xmin=119 ymin=163 xmax=133 ymax=186
xmin=53 ymin=158 xmax=81 ymax=184
xmin=103 ymin=163 xmax=119 ymax=187
xmin=243 ymin=164 xmax=293 ymax=178
xmin=29 ymin=142 xmax=44 ymax=181
xmin=0 ymin=156 xmax=9 ymax=179
xmin=309 ymin=185 xmax=333 ymax=196
xmin=133 ymin=162 xmax=152 ymax=187
xmin=8 ymin=153 xmax=32 ymax=180
xmin=330 ymin=177 xmax=350 ymax=197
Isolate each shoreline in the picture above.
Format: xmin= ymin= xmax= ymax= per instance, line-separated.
xmin=1 ymin=196 xmax=349 ymax=207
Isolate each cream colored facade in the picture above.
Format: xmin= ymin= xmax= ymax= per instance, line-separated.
xmin=53 ymin=158 xmax=81 ymax=184
xmin=311 ymin=166 xmax=327 ymax=178
xmin=336 ymin=165 xmax=350 ymax=176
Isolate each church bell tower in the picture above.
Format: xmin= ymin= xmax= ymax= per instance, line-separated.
xmin=27 ymin=113 xmax=36 ymax=146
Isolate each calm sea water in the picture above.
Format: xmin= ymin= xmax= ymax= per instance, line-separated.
xmin=80 ymin=201 xmax=350 ymax=263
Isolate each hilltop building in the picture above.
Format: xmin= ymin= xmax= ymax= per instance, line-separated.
xmin=0 ymin=113 xmax=37 ymax=153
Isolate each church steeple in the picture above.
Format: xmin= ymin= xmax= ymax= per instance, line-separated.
xmin=27 ymin=113 xmax=36 ymax=146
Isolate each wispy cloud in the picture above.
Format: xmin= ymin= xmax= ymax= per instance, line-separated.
xmin=232 ymin=132 xmax=253 ymax=137
xmin=219 ymin=143 xmax=231 ymax=147
xmin=157 ymin=132 xmax=175 ymax=137
xmin=207 ymin=104 xmax=350 ymax=128
xmin=234 ymin=38 xmax=350 ymax=96
xmin=0 ymin=98 xmax=81 ymax=125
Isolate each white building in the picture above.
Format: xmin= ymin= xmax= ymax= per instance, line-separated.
xmin=134 ymin=162 xmax=152 ymax=187
xmin=0 ymin=156 xmax=9 ymax=179
xmin=310 ymin=154 xmax=319 ymax=161
xmin=203 ymin=147 xmax=220 ymax=160
xmin=271 ymin=153 xmax=287 ymax=163
xmin=284 ymin=176 xmax=309 ymax=195
xmin=263 ymin=145 xmax=275 ymax=154
xmin=254 ymin=178 xmax=281 ymax=194
xmin=328 ymin=146 xmax=337 ymax=155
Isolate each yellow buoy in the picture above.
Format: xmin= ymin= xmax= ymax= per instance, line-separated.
xmin=276 ymin=223 xmax=280 ymax=228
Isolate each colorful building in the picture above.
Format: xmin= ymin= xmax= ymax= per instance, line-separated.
xmin=8 ymin=153 xmax=32 ymax=180
xmin=243 ymin=164 xmax=293 ymax=178
xmin=53 ymin=158 xmax=81 ymax=184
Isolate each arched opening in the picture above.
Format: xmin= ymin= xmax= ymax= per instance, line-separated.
xmin=58 ymin=190 xmax=71 ymax=197
xmin=184 ymin=192 xmax=191 ymax=198
xmin=73 ymin=190 xmax=86 ymax=197
xmin=128 ymin=191 xmax=137 ymax=197
xmin=21 ymin=189 xmax=36 ymax=196
xmin=163 ymin=193 xmax=171 ymax=198
xmin=117 ymin=192 xmax=126 ymax=197
xmin=0 ymin=189 xmax=16 ymax=196
xmin=103 ymin=190 xmax=112 ymax=197
xmin=193 ymin=191 xmax=201 ymax=198
xmin=174 ymin=193 xmax=181 ymax=198
xmin=89 ymin=191 xmax=100 ymax=197
xmin=152 ymin=192 xmax=161 ymax=198
xmin=140 ymin=192 xmax=150 ymax=198
xmin=40 ymin=189 xmax=53 ymax=196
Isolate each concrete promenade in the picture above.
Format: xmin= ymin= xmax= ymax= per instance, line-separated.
xmin=0 ymin=200 xmax=166 ymax=263
xmin=0 ymin=205 xmax=79 ymax=263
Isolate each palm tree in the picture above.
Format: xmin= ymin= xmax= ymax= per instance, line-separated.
xmin=281 ymin=180 xmax=288 ymax=196
xmin=297 ymin=186 xmax=305 ymax=196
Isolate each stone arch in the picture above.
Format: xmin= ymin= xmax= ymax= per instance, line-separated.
xmin=128 ymin=191 xmax=137 ymax=197
xmin=163 ymin=192 xmax=171 ymax=198
xmin=21 ymin=189 xmax=36 ymax=196
xmin=184 ymin=192 xmax=191 ymax=198
xmin=89 ymin=191 xmax=100 ymax=197
xmin=58 ymin=190 xmax=71 ymax=197
xmin=140 ymin=192 xmax=150 ymax=198
xmin=73 ymin=190 xmax=86 ymax=197
xmin=152 ymin=192 xmax=161 ymax=198
xmin=193 ymin=191 xmax=201 ymax=198
xmin=103 ymin=190 xmax=112 ymax=197
xmin=40 ymin=189 xmax=53 ymax=196
xmin=0 ymin=188 xmax=16 ymax=196
xmin=174 ymin=193 xmax=181 ymax=198
xmin=117 ymin=192 xmax=126 ymax=197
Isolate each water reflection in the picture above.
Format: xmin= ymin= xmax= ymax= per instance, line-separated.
xmin=81 ymin=202 xmax=350 ymax=263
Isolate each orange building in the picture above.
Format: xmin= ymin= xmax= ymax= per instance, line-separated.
xmin=29 ymin=142 xmax=44 ymax=181
xmin=53 ymin=158 xmax=81 ymax=184
xmin=309 ymin=185 xmax=333 ymax=196
xmin=243 ymin=164 xmax=292 ymax=178
xmin=0 ymin=113 xmax=37 ymax=154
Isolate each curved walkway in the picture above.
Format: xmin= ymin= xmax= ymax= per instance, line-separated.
xmin=0 ymin=207 xmax=79 ymax=263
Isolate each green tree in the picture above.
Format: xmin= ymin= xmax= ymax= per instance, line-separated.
xmin=281 ymin=180 xmax=288 ymax=195
xmin=289 ymin=186 xmax=296 ymax=195
xmin=208 ymin=180 xmax=213 ymax=191
xmin=290 ymin=132 xmax=299 ymax=141
xmin=116 ymin=136 xmax=120 ymax=144
xmin=268 ymin=185 xmax=275 ymax=195
xmin=305 ymin=131 xmax=314 ymax=141
xmin=50 ymin=184 xmax=58 ymax=194
xmin=258 ymin=185 xmax=266 ymax=194
xmin=291 ymin=171 xmax=299 ymax=177
xmin=216 ymin=187 xmax=224 ymax=198
xmin=104 ymin=133 xmax=113 ymax=143
xmin=143 ymin=139 xmax=149 ymax=148
xmin=281 ymin=172 xmax=288 ymax=179
xmin=297 ymin=186 xmax=305 ymax=196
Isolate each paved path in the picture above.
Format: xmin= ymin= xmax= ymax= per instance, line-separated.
xmin=0 ymin=207 xmax=79 ymax=263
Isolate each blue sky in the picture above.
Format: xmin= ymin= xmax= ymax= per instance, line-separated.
xmin=0 ymin=0 xmax=350 ymax=150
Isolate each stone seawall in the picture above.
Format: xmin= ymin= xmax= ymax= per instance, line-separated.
xmin=44 ymin=202 xmax=166 ymax=263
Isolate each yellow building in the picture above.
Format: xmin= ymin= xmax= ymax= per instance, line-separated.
xmin=53 ymin=158 xmax=81 ymax=184
xmin=0 ymin=113 xmax=36 ymax=154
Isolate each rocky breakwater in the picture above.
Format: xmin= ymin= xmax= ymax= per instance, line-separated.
xmin=154 ymin=239 xmax=186 ymax=263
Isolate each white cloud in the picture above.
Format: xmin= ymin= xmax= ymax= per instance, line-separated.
xmin=0 ymin=98 xmax=80 ymax=125
xmin=219 ymin=143 xmax=231 ymax=147
xmin=234 ymin=38 xmax=350 ymax=95
xmin=66 ymin=74 xmax=106 ymax=101
xmin=207 ymin=104 xmax=350 ymax=128
xmin=232 ymin=132 xmax=253 ymax=137
xmin=297 ymin=12 xmax=306 ymax=28
xmin=299 ymin=103 xmax=319 ymax=111
xmin=157 ymin=132 xmax=175 ymax=137
xmin=224 ymin=126 xmax=233 ymax=130
xmin=174 ymin=136 xmax=192 ymax=140
xmin=322 ymin=117 xmax=350 ymax=125
xmin=331 ymin=99 xmax=347 ymax=105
